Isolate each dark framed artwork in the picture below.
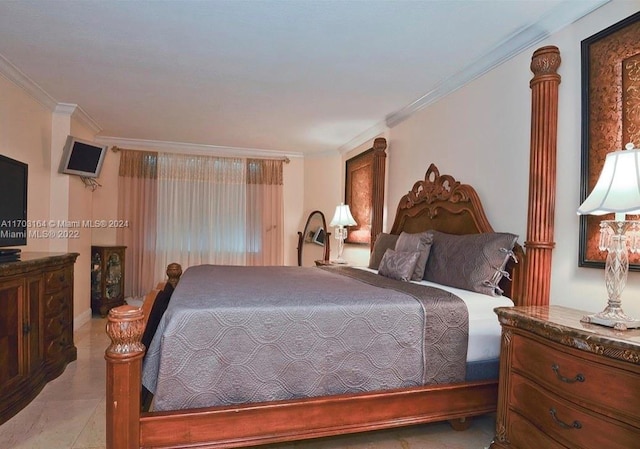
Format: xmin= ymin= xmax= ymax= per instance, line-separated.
xmin=579 ymin=11 xmax=640 ymax=270
xmin=344 ymin=148 xmax=374 ymax=244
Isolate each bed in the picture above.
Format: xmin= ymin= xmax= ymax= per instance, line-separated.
xmin=105 ymin=161 xmax=528 ymax=449
xmin=105 ymin=44 xmax=561 ymax=449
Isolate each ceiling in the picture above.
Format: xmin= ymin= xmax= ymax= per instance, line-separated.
xmin=0 ymin=0 xmax=607 ymax=157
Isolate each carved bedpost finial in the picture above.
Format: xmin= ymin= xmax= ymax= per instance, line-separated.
xmin=166 ymin=263 xmax=183 ymax=289
xmin=530 ymin=45 xmax=561 ymax=84
xmin=373 ymin=137 xmax=387 ymax=153
xmin=105 ymin=305 xmax=145 ymax=356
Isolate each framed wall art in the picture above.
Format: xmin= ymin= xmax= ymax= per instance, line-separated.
xmin=344 ymin=137 xmax=387 ymax=246
xmin=345 ymin=148 xmax=374 ymax=245
xmin=579 ymin=11 xmax=640 ymax=270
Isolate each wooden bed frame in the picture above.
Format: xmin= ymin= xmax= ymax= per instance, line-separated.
xmin=105 ymin=45 xmax=560 ymax=449
xmin=105 ymin=163 xmax=526 ymax=449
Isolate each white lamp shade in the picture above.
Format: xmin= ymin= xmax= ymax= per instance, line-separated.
xmin=577 ymin=147 xmax=640 ymax=216
xmin=330 ymin=203 xmax=357 ymax=227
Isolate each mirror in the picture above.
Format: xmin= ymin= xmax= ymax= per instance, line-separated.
xmin=297 ymin=210 xmax=331 ymax=266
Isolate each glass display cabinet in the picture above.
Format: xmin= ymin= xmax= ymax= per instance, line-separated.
xmin=91 ymin=245 xmax=126 ymax=317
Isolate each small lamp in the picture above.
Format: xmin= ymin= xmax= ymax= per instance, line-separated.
xmin=577 ymin=143 xmax=640 ymax=330
xmin=329 ymin=203 xmax=357 ymax=264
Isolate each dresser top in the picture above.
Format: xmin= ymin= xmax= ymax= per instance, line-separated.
xmin=0 ymin=252 xmax=79 ymax=276
xmin=495 ymin=305 xmax=640 ymax=365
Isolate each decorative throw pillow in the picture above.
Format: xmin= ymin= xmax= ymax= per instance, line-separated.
xmin=368 ymin=232 xmax=400 ymax=269
xmin=423 ymin=231 xmax=518 ymax=296
xmin=395 ymin=231 xmax=433 ymax=280
xmin=378 ymin=249 xmax=421 ymax=282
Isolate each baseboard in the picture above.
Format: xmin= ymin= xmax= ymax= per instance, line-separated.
xmin=74 ymin=308 xmax=92 ymax=331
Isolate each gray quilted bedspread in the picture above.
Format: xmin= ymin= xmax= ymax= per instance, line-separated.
xmin=142 ymin=265 xmax=468 ymax=412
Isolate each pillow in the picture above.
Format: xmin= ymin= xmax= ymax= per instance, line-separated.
xmin=378 ymin=249 xmax=421 ymax=282
xmin=395 ymin=231 xmax=433 ymax=280
xmin=141 ymin=281 xmax=175 ymax=354
xmin=368 ymin=232 xmax=400 ymax=269
xmin=423 ymin=231 xmax=518 ymax=296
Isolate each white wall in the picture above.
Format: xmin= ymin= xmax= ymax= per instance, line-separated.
xmin=387 ymin=1 xmax=640 ymax=318
xmin=0 ymin=75 xmax=97 ymax=326
xmin=301 ymin=152 xmax=341 ymax=264
xmin=0 ymin=75 xmax=53 ymax=253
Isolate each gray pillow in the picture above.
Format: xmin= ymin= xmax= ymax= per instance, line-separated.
xmin=378 ymin=249 xmax=421 ymax=282
xmin=368 ymin=233 xmax=400 ymax=269
xmin=395 ymin=231 xmax=433 ymax=280
xmin=423 ymin=231 xmax=518 ymax=296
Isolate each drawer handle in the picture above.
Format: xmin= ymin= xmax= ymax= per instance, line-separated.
xmin=549 ymin=408 xmax=582 ymax=430
xmin=551 ymin=364 xmax=585 ymax=383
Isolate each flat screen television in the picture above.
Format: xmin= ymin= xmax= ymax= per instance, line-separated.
xmin=59 ymin=136 xmax=108 ymax=178
xmin=0 ymin=154 xmax=28 ymax=248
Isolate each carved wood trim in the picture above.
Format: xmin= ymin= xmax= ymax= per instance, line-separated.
xmin=524 ymin=46 xmax=561 ymax=307
xmin=370 ymin=137 xmax=387 ymax=250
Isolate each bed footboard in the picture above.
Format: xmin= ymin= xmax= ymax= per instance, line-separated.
xmin=105 ymin=298 xmax=497 ymax=449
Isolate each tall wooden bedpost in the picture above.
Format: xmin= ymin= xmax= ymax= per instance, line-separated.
xmin=525 ymin=46 xmax=561 ymax=306
xmin=370 ymin=137 xmax=387 ymax=250
xmin=105 ymin=306 xmax=145 ymax=449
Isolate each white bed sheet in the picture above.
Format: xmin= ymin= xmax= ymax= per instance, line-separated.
xmin=355 ymin=267 xmax=513 ymax=362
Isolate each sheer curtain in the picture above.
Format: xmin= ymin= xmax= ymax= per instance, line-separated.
xmin=154 ymin=153 xmax=254 ymax=281
xmin=119 ymin=151 xmax=285 ymax=295
xmin=117 ymin=150 xmax=158 ymax=298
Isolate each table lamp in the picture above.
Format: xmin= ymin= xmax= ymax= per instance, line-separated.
xmin=329 ymin=203 xmax=356 ymax=264
xmin=577 ymin=143 xmax=640 ymax=330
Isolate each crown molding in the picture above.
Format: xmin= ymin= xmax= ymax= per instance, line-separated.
xmin=385 ymin=0 xmax=610 ymax=128
xmin=0 ymin=53 xmax=103 ymax=134
xmin=95 ymin=136 xmax=304 ymax=160
xmin=337 ymin=120 xmax=388 ymax=155
xmin=54 ymin=103 xmax=102 ymax=134
xmin=0 ymin=52 xmax=57 ymax=110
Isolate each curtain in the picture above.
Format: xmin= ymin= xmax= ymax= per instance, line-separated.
xmin=118 ymin=150 xmax=285 ymax=295
xmin=117 ymin=150 xmax=158 ymax=298
xmin=246 ymin=159 xmax=284 ymax=266
xmin=154 ymin=153 xmax=247 ymax=279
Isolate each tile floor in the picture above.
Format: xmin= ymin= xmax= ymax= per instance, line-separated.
xmin=0 ymin=317 xmax=497 ymax=449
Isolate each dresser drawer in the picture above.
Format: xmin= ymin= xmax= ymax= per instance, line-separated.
xmin=510 ymin=373 xmax=640 ymax=449
xmin=511 ymin=333 xmax=640 ymax=423
xmin=45 ymin=313 xmax=68 ymax=340
xmin=44 ymin=268 xmax=72 ymax=292
xmin=44 ymin=290 xmax=70 ymax=316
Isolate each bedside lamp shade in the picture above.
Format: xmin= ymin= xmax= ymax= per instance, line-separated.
xmin=330 ymin=203 xmax=357 ymax=227
xmin=578 ymin=145 xmax=640 ymax=217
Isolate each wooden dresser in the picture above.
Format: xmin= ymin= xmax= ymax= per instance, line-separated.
xmin=0 ymin=252 xmax=79 ymax=425
xmin=490 ymin=306 xmax=640 ymax=449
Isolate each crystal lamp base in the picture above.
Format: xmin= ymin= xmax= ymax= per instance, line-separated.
xmin=581 ymin=306 xmax=640 ymax=331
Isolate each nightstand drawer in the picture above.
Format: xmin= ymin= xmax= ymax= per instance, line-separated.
xmin=506 ymin=411 xmax=568 ymax=449
xmin=511 ymin=333 xmax=640 ymax=422
xmin=510 ymin=374 xmax=640 ymax=449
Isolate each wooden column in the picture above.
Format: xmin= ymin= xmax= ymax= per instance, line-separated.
xmin=370 ymin=137 xmax=387 ymax=250
xmin=524 ymin=46 xmax=561 ymax=307
xmin=105 ymin=306 xmax=145 ymax=449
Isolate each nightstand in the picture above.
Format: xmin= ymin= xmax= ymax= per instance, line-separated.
xmin=314 ymin=260 xmax=348 ymax=266
xmin=491 ymin=305 xmax=640 ymax=449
